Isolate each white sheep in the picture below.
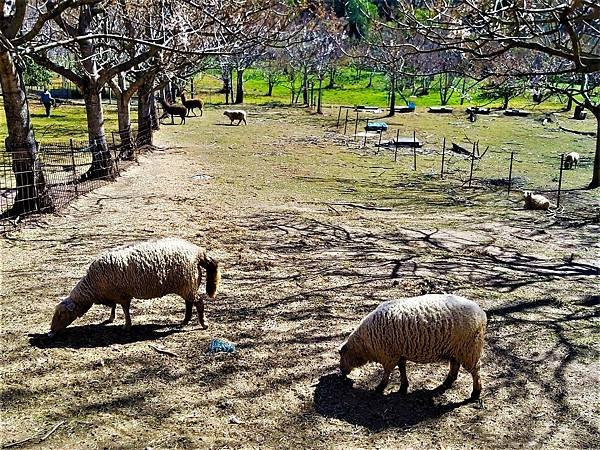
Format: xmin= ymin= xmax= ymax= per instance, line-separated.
xmin=223 ymin=110 xmax=247 ymax=125
xmin=523 ymin=191 xmax=551 ymax=210
xmin=339 ymin=294 xmax=487 ymax=401
xmin=564 ymin=152 xmax=580 ymax=169
xmin=49 ymin=238 xmax=221 ymax=336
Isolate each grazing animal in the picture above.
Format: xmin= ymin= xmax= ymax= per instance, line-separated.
xmin=523 ymin=191 xmax=551 ymax=210
xmin=339 ymin=294 xmax=487 ymax=401
xmin=180 ymin=93 xmax=204 ymax=117
xmin=156 ymin=97 xmax=187 ymax=125
xmin=563 ymin=152 xmax=580 ymax=170
xmin=223 ymin=109 xmax=247 ymax=125
xmin=49 ymin=238 xmax=221 ymax=336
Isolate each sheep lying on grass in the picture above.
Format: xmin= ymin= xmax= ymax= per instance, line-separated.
xmin=339 ymin=294 xmax=487 ymax=401
xmin=49 ymin=238 xmax=221 ymax=336
xmin=564 ymin=152 xmax=580 ymax=169
xmin=523 ymin=191 xmax=551 ymax=210
xmin=223 ymin=110 xmax=247 ymax=125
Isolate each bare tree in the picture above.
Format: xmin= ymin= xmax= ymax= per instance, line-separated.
xmin=393 ymin=0 xmax=600 ymax=187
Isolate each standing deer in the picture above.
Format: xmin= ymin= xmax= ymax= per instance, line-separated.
xmin=156 ymin=97 xmax=187 ymax=125
xmin=180 ymin=93 xmax=204 ymax=117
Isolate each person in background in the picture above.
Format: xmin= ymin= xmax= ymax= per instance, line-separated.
xmin=40 ymin=88 xmax=55 ymax=117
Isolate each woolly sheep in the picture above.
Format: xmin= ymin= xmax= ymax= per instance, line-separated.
xmin=223 ymin=109 xmax=247 ymax=125
xmin=49 ymin=238 xmax=221 ymax=336
xmin=564 ymin=152 xmax=580 ymax=169
xmin=523 ymin=191 xmax=551 ymax=210
xmin=339 ymin=294 xmax=487 ymax=401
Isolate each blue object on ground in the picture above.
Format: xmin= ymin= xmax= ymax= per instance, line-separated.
xmin=207 ymin=338 xmax=236 ymax=353
xmin=408 ymin=101 xmax=416 ymax=110
xmin=365 ymin=122 xmax=388 ymax=132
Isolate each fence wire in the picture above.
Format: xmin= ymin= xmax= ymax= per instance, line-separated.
xmin=0 ymin=125 xmax=153 ymax=232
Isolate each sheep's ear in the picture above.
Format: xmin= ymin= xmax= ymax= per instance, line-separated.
xmin=339 ymin=342 xmax=348 ymax=354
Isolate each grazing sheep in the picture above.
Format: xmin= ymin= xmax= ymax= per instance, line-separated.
xmin=564 ymin=152 xmax=580 ymax=169
xmin=223 ymin=110 xmax=247 ymax=125
xmin=523 ymin=191 xmax=551 ymax=210
xmin=49 ymin=238 xmax=221 ymax=336
xmin=339 ymin=294 xmax=487 ymax=401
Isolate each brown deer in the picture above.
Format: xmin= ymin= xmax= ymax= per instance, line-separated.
xmin=156 ymin=97 xmax=187 ymax=125
xmin=180 ymin=93 xmax=204 ymax=117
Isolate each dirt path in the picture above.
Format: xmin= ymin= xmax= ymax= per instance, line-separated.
xmin=1 ymin=107 xmax=598 ymax=449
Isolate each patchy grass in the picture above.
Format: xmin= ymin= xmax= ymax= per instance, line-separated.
xmin=0 ymin=98 xmax=121 ymax=144
xmin=0 ymin=105 xmax=598 ymax=449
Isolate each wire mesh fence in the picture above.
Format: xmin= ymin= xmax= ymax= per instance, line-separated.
xmin=0 ymin=125 xmax=153 ymax=232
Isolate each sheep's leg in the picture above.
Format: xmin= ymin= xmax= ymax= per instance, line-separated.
xmin=194 ymin=296 xmax=208 ymax=329
xmin=398 ymin=358 xmax=409 ymax=395
xmin=375 ymin=366 xmax=392 ymax=394
xmin=242 ymin=117 xmax=247 ymax=125
xmin=442 ymin=358 xmax=460 ymax=389
xmin=181 ymin=301 xmax=193 ymax=326
xmin=107 ymin=304 xmax=116 ymax=323
xmin=122 ymin=303 xmax=132 ymax=330
xmin=200 ymin=108 xmax=203 ymax=117
xmin=191 ymin=109 xmax=197 ymax=117
xmin=469 ymin=363 xmax=482 ymax=401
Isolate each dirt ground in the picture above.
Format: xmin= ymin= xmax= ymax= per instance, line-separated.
xmin=1 ymin=106 xmax=599 ymax=449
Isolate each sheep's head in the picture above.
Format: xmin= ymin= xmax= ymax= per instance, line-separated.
xmin=339 ymin=340 xmax=367 ymax=377
xmin=49 ymin=298 xmax=79 ymax=336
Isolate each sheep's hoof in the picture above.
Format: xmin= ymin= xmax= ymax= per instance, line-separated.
xmin=200 ymin=322 xmax=209 ymax=330
xmin=374 ymin=385 xmax=386 ymax=395
xmin=399 ymin=385 xmax=408 ymax=396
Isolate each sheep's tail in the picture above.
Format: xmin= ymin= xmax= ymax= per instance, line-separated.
xmin=199 ymin=253 xmax=221 ymax=298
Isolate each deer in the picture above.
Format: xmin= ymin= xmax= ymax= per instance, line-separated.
xmin=180 ymin=93 xmax=204 ymax=117
xmin=156 ymin=97 xmax=187 ymax=125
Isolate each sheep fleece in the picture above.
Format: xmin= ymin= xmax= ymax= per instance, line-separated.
xmin=71 ymin=238 xmax=213 ymax=304
xmin=346 ymin=294 xmax=486 ymax=369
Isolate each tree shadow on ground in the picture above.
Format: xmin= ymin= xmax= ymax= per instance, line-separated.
xmin=29 ymin=322 xmax=186 ymax=349
xmin=313 ymin=373 xmax=470 ymax=432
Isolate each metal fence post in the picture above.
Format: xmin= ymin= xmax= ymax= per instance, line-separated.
xmin=507 ymin=151 xmax=514 ymax=196
xmin=557 ymin=153 xmax=565 ymax=207
xmin=394 ymin=129 xmax=399 ymax=162
xmin=343 ymin=109 xmax=349 ymax=135
xmin=468 ymin=142 xmax=476 ymax=187
xmin=412 ymin=131 xmax=417 ymax=171
xmin=363 ymin=119 xmax=369 ymax=148
xmin=70 ymin=138 xmax=78 ymax=196
xmin=441 ymin=137 xmax=446 ymax=179
xmin=336 ymin=106 xmax=342 ymax=128
xmin=353 ymin=110 xmax=359 ymax=140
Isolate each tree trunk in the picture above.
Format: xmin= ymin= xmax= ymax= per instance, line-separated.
xmin=234 ymin=69 xmax=244 ymax=104
xmin=589 ymin=108 xmax=600 ymax=189
xmin=460 ymin=78 xmax=466 ymax=105
xmin=388 ymin=74 xmax=396 ymax=117
xmin=80 ymin=87 xmax=113 ymax=181
xmin=327 ymin=67 xmax=336 ymax=89
xmin=366 ymin=70 xmax=374 ymax=88
xmin=267 ymin=79 xmax=274 ymax=96
xmin=0 ymin=50 xmax=53 ymax=217
xmin=502 ymin=93 xmax=510 ymax=110
xmin=317 ymin=77 xmax=323 ymax=114
xmin=116 ymin=94 xmax=134 ymax=159
xmin=563 ymin=96 xmax=573 ymax=112
xmin=302 ymin=69 xmax=309 ymax=105
xmin=136 ymin=76 xmax=156 ymax=147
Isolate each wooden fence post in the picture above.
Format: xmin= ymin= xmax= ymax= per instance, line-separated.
xmin=354 ymin=110 xmax=359 ymax=140
xmin=336 ymin=106 xmax=342 ymax=128
xmin=557 ymin=153 xmax=565 ymax=207
xmin=507 ymin=151 xmax=514 ymax=196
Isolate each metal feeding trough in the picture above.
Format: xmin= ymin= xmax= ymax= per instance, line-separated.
xmin=394 ymin=102 xmax=416 ymax=113
xmin=365 ymin=122 xmax=388 ymax=132
xmin=504 ymin=109 xmax=531 ymax=117
xmin=428 ymin=106 xmax=453 ymax=114
xmin=355 ymin=105 xmax=382 ymax=113
xmin=377 ymin=137 xmax=422 ymax=148
xmin=466 ymin=107 xmax=491 ymax=115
